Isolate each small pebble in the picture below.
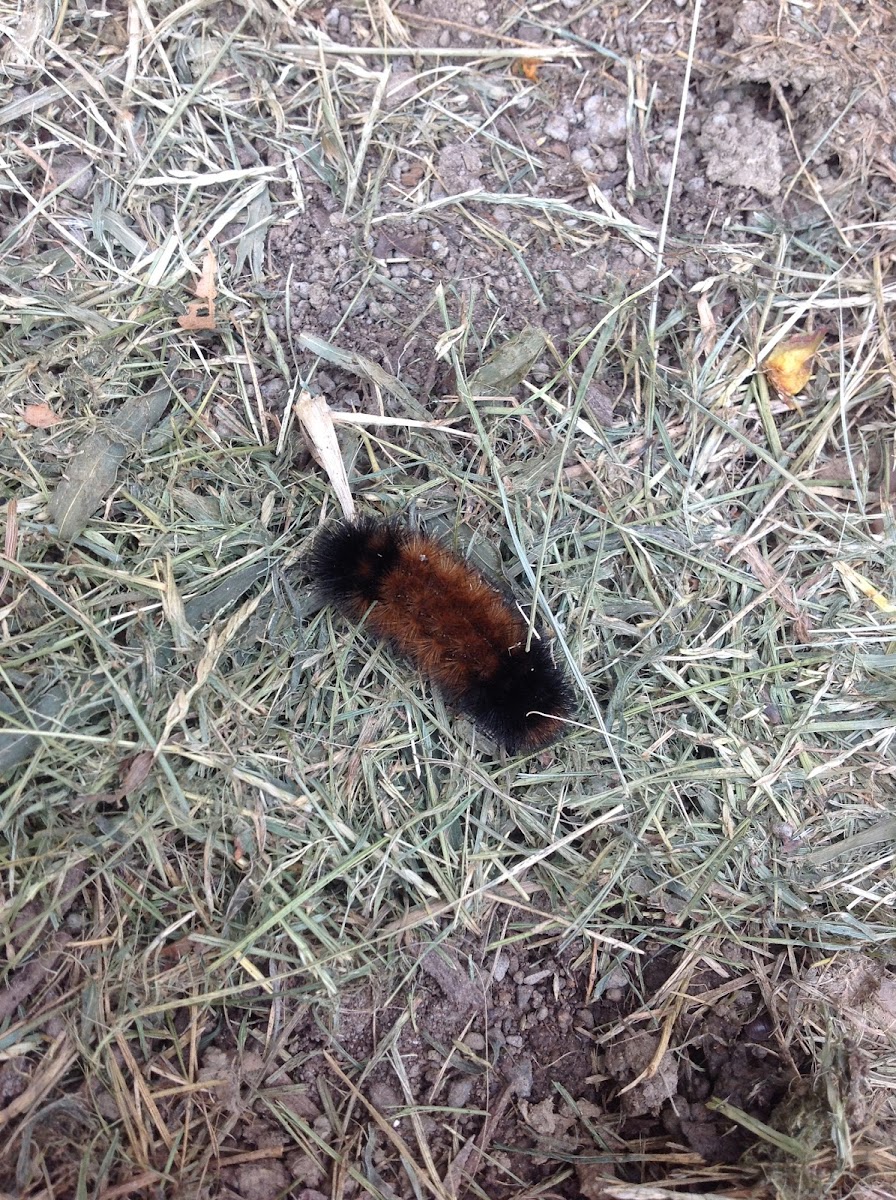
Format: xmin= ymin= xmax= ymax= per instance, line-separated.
xmin=448 ymin=1076 xmax=475 ymax=1108
xmin=492 ymin=952 xmax=511 ymax=982
xmin=544 ymin=115 xmax=569 ymax=142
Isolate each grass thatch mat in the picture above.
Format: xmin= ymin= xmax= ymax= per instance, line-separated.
xmin=1 ymin=1 xmax=895 ymax=1197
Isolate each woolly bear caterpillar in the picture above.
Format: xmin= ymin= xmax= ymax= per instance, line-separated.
xmin=310 ymin=517 xmax=573 ymax=753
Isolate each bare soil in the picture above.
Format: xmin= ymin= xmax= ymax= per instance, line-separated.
xmin=0 ymin=911 xmax=811 ymax=1197
xmin=265 ymin=0 xmax=895 ymax=421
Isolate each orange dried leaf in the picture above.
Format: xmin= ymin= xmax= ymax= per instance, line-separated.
xmin=177 ymin=302 xmax=217 ymax=331
xmin=23 ymin=402 xmax=63 ymax=427
xmin=763 ymin=331 xmax=824 ymax=398
xmin=177 ymin=246 xmax=218 ymax=330
xmin=195 ymin=247 xmax=218 ymax=302
xmin=513 ymin=58 xmax=543 ymax=82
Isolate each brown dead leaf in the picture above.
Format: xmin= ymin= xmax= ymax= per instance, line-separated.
xmin=177 ymin=246 xmax=218 ymax=331
xmin=119 ymin=750 xmax=154 ymax=793
xmin=399 ymin=162 xmax=425 ymax=188
xmin=75 ymin=750 xmax=154 ymax=808
xmin=159 ymin=935 xmax=212 ymax=964
xmin=23 ymin=402 xmax=63 ymax=428
xmin=320 ymin=131 xmax=342 ymax=164
xmin=763 ymin=331 xmax=824 ymax=402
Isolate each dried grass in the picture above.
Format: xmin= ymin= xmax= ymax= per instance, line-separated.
xmin=1 ymin=0 xmax=895 ymax=1196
